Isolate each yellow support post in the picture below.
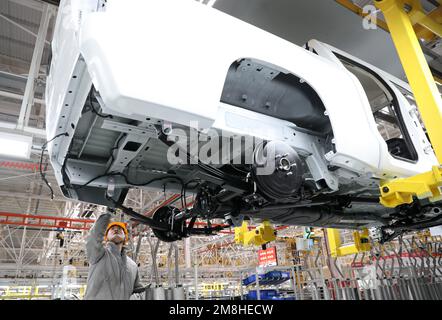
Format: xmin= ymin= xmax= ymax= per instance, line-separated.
xmin=374 ymin=0 xmax=442 ymax=207
xmin=80 ymin=285 xmax=86 ymax=299
xmin=326 ymin=228 xmax=371 ymax=257
xmin=326 ymin=228 xmax=342 ymax=257
xmin=234 ymin=220 xmax=276 ymax=246
xmin=375 ymin=0 xmax=442 ymax=163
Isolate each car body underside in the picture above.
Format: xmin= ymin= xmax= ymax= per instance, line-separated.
xmin=45 ymin=0 xmax=442 ymax=243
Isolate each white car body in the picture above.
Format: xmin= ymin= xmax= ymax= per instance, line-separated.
xmin=46 ymin=0 xmax=441 ymax=242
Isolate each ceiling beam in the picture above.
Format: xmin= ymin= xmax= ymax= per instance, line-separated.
xmin=0 ymin=90 xmax=45 ymax=105
xmin=17 ymin=4 xmax=53 ymax=130
xmin=0 ymin=120 xmax=47 ymax=138
xmin=7 ymin=0 xmax=45 ymax=12
xmin=0 ymin=190 xmax=71 ymax=203
xmin=39 ymin=0 xmax=60 ymax=7
xmin=0 ymin=13 xmax=51 ymax=46
xmin=0 ymin=54 xmax=31 ymax=73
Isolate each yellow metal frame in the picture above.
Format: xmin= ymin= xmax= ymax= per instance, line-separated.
xmin=327 ymin=228 xmax=371 ymax=257
xmin=336 ymin=0 xmax=442 ymax=83
xmin=0 ymin=286 xmax=51 ymax=300
xmin=373 ymin=0 xmax=442 ymax=208
xmin=406 ymin=0 xmax=442 ymax=37
xmin=336 ymin=0 xmax=442 ymax=39
xmin=380 ymin=165 xmax=442 ymax=207
xmin=202 ymin=283 xmax=226 ymax=292
xmin=234 ymin=220 xmax=276 ymax=246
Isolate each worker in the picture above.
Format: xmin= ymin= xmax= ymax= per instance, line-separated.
xmin=84 ymin=210 xmax=144 ymax=300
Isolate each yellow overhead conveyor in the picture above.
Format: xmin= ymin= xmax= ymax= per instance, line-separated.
xmin=336 ymin=0 xmax=442 ymax=84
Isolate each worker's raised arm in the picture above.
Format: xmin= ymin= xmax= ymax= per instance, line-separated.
xmin=86 ymin=212 xmax=111 ymax=264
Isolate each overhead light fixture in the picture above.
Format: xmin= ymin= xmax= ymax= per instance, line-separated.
xmin=0 ymin=132 xmax=32 ymax=159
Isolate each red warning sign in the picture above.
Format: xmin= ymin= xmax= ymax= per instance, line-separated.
xmin=258 ymin=247 xmax=278 ymax=267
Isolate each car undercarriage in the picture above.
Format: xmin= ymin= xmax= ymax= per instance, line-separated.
xmin=45 ymin=0 xmax=442 ymax=245
xmin=56 ymin=85 xmax=442 ymax=244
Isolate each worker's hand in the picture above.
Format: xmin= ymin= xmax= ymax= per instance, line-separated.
xmin=106 ymin=207 xmax=118 ymax=216
xmin=133 ymin=286 xmax=146 ymax=294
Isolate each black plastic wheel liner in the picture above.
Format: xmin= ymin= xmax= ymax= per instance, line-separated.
xmin=221 ymin=58 xmax=332 ymax=134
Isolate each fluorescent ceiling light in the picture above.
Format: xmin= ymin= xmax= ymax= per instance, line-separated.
xmin=0 ymin=132 xmax=32 ymax=159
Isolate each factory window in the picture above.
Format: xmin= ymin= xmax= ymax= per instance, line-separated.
xmin=334 ymin=52 xmax=418 ymax=162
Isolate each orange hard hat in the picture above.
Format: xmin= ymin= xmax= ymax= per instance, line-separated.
xmin=105 ymin=222 xmax=129 ymax=242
